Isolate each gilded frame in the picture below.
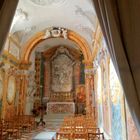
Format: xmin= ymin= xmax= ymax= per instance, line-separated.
xmin=7 ymin=75 xmax=16 ymax=104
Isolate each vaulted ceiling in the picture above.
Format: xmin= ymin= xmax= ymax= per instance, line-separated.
xmin=10 ymin=0 xmax=97 ymax=51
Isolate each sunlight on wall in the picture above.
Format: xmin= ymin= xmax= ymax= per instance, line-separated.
xmin=97 ymin=66 xmax=102 ymax=103
xmin=109 ymin=60 xmax=126 ymax=140
xmin=97 ymin=66 xmax=104 ymax=128
xmin=110 ymin=60 xmax=120 ymax=105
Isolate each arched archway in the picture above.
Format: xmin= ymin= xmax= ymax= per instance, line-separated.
xmin=21 ymin=28 xmax=92 ymax=64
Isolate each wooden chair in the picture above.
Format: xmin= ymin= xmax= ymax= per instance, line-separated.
xmin=57 ymin=123 xmax=74 ymax=140
xmin=73 ymin=127 xmax=88 ymax=140
xmin=56 ymin=132 xmax=72 ymax=140
xmin=88 ymin=132 xmax=105 ymax=140
xmin=87 ymin=127 xmax=100 ymax=133
xmin=5 ymin=121 xmax=19 ymax=139
xmin=60 ymin=126 xmax=73 ymax=132
xmin=73 ymin=133 xmax=88 ymax=140
xmin=13 ymin=117 xmax=22 ymax=137
xmin=22 ymin=115 xmax=32 ymax=132
xmin=0 ymin=122 xmax=8 ymax=140
xmin=59 ymin=115 xmax=103 ymax=140
xmin=29 ymin=116 xmax=36 ymax=130
xmin=73 ymin=122 xmax=87 ymax=140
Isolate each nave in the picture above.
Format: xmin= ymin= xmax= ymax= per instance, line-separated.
xmin=0 ymin=0 xmax=140 ymax=140
xmin=0 ymin=114 xmax=105 ymax=140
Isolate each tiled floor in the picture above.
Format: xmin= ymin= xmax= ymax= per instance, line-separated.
xmin=14 ymin=114 xmax=66 ymax=140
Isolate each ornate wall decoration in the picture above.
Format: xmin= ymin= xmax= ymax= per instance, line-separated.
xmin=44 ymin=60 xmax=50 ymax=97
xmin=109 ymin=60 xmax=127 ymax=140
xmin=9 ymin=42 xmax=20 ymax=59
xmin=27 ymin=70 xmax=36 ymax=97
xmin=11 ymin=26 xmax=36 ymax=45
xmin=93 ymin=34 xmax=128 ymax=140
xmin=50 ymin=92 xmax=73 ymax=102
xmin=76 ymin=85 xmax=86 ymax=103
xmin=74 ymin=61 xmax=81 ymax=86
xmin=96 ymin=66 xmax=102 ymax=104
xmin=0 ymin=72 xmax=4 ymax=101
xmin=43 ymin=27 xmax=68 ymax=39
xmin=47 ymin=102 xmax=75 ymax=114
xmin=7 ymin=76 xmax=16 ymax=104
xmin=51 ymin=47 xmax=74 ymax=92
xmin=35 ymin=52 xmax=41 ymax=97
xmin=1 ymin=52 xmax=20 ymax=67
xmin=15 ymin=8 xmax=28 ymax=20
xmin=11 ymin=8 xmax=28 ymax=30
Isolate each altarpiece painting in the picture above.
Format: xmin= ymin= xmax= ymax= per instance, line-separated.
xmin=51 ymin=51 xmax=73 ymax=92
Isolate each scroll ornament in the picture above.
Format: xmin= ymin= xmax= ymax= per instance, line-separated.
xmin=43 ymin=27 xmax=68 ymax=39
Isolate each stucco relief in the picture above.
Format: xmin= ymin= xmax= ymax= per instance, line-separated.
xmin=51 ymin=54 xmax=73 ymax=92
xmin=9 ymin=42 xmax=20 ymax=59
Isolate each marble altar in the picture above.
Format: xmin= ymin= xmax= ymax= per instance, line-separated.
xmin=47 ymin=102 xmax=75 ymax=114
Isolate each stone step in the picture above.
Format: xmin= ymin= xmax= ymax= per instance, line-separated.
xmin=45 ymin=118 xmax=64 ymax=121
xmin=44 ymin=113 xmax=71 ymax=119
xmin=46 ymin=121 xmax=62 ymax=125
xmin=46 ymin=121 xmax=61 ymax=124
xmin=43 ymin=113 xmax=72 ymax=130
xmin=46 ymin=120 xmax=63 ymax=123
xmin=46 ymin=120 xmax=63 ymax=122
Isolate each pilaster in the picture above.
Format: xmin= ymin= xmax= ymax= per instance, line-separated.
xmin=84 ymin=61 xmax=94 ymax=116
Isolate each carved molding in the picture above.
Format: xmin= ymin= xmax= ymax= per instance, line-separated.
xmin=11 ymin=8 xmax=28 ymax=30
xmin=15 ymin=8 xmax=28 ymax=20
xmin=43 ymin=27 xmax=68 ymax=39
xmin=21 ymin=30 xmax=91 ymax=62
xmin=51 ymin=46 xmax=74 ymax=60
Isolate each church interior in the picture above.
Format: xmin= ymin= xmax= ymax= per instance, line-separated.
xmin=0 ymin=0 xmax=140 ymax=140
